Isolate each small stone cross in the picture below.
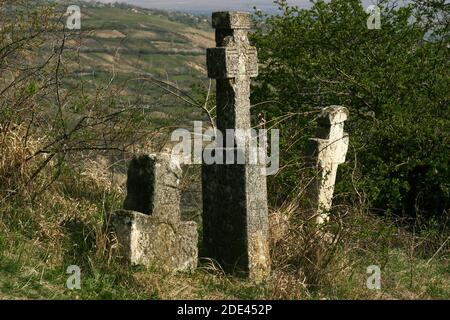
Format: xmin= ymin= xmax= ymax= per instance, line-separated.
xmin=308 ymin=106 xmax=349 ymax=224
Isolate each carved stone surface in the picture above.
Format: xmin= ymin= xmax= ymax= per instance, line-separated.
xmin=111 ymin=210 xmax=198 ymax=272
xmin=307 ymin=106 xmax=349 ymax=224
xmin=112 ymin=153 xmax=198 ymax=272
xmin=212 ymin=11 xmax=252 ymax=30
xmin=123 ymin=153 xmax=181 ymax=223
xmin=203 ymin=12 xmax=270 ymax=281
xmin=206 ymin=11 xmax=258 ymax=136
xmin=207 ymin=47 xmax=258 ymax=79
xmin=202 ymin=152 xmax=270 ymax=280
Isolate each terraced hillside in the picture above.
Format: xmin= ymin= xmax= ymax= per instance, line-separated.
xmin=60 ymin=2 xmax=215 ymax=125
xmin=72 ymin=5 xmax=213 ymax=83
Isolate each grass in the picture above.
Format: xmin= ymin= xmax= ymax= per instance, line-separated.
xmin=0 ymin=133 xmax=448 ymax=300
xmin=0 ymin=1 xmax=448 ymax=301
xmin=1 ymin=222 xmax=447 ymax=300
xmin=0 ymin=126 xmax=448 ymax=300
xmin=78 ymin=5 xmax=213 ymax=80
xmin=56 ymin=1 xmax=214 ymax=130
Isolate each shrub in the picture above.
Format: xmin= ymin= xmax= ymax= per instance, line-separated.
xmin=251 ymin=0 xmax=450 ymax=219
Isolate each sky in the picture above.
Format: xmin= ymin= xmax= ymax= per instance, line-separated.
xmin=94 ymin=0 xmax=380 ymax=14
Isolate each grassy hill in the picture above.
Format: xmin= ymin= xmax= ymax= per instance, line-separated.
xmin=73 ymin=3 xmax=214 ymax=84
xmin=58 ymin=1 xmax=215 ymax=127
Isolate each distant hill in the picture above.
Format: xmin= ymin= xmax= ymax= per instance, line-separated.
xmin=52 ymin=1 xmax=216 ymax=125
xmin=68 ymin=1 xmax=214 ymax=86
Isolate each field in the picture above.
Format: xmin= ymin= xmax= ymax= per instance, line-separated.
xmin=61 ymin=3 xmax=215 ymax=125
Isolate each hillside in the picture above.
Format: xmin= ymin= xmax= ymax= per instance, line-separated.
xmin=58 ymin=1 xmax=216 ymax=127
xmin=72 ymin=3 xmax=214 ymax=84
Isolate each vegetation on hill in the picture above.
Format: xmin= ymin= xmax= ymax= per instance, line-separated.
xmin=0 ymin=0 xmax=448 ymax=299
xmin=57 ymin=0 xmax=214 ymax=126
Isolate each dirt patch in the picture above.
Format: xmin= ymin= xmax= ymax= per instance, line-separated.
xmin=186 ymin=61 xmax=207 ymax=75
xmin=90 ymin=30 xmax=126 ymax=39
xmin=182 ymin=28 xmax=215 ymax=49
xmin=150 ymin=41 xmax=202 ymax=54
xmin=130 ymin=30 xmax=159 ymax=40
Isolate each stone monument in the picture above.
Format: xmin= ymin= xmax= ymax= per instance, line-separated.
xmin=307 ymin=106 xmax=349 ymax=224
xmin=202 ymin=11 xmax=270 ymax=281
xmin=111 ymin=153 xmax=198 ymax=272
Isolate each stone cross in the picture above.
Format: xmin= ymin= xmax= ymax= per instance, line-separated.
xmin=111 ymin=153 xmax=198 ymax=272
xmin=307 ymin=106 xmax=349 ymax=224
xmin=203 ymin=12 xmax=270 ymax=281
xmin=207 ymin=11 xmax=258 ymax=143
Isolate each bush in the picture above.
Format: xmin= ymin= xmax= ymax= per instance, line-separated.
xmin=251 ymin=0 xmax=450 ymax=219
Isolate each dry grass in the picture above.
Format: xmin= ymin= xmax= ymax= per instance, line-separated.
xmin=0 ymin=125 xmax=121 ymax=266
xmin=0 ymin=124 xmax=48 ymax=197
xmin=0 ymin=125 xmax=448 ymax=300
xmin=266 ymin=199 xmax=450 ymax=299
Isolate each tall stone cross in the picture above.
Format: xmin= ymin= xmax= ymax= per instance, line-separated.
xmin=207 ymin=11 xmax=258 ymax=139
xmin=307 ymin=106 xmax=349 ymax=224
xmin=202 ymin=11 xmax=270 ymax=281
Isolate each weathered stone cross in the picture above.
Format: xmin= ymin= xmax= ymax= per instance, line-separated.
xmin=202 ymin=12 xmax=270 ymax=281
xmin=307 ymin=106 xmax=349 ymax=224
xmin=207 ymin=11 xmax=258 ymax=141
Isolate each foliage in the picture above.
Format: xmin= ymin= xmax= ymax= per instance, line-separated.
xmin=251 ymin=0 xmax=450 ymax=218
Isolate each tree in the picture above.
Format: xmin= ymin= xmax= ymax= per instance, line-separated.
xmin=251 ymin=0 xmax=449 ymax=218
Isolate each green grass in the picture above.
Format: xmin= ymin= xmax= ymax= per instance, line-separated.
xmin=1 ymin=1 xmax=448 ymax=301
xmin=1 ymin=186 xmax=448 ymax=300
